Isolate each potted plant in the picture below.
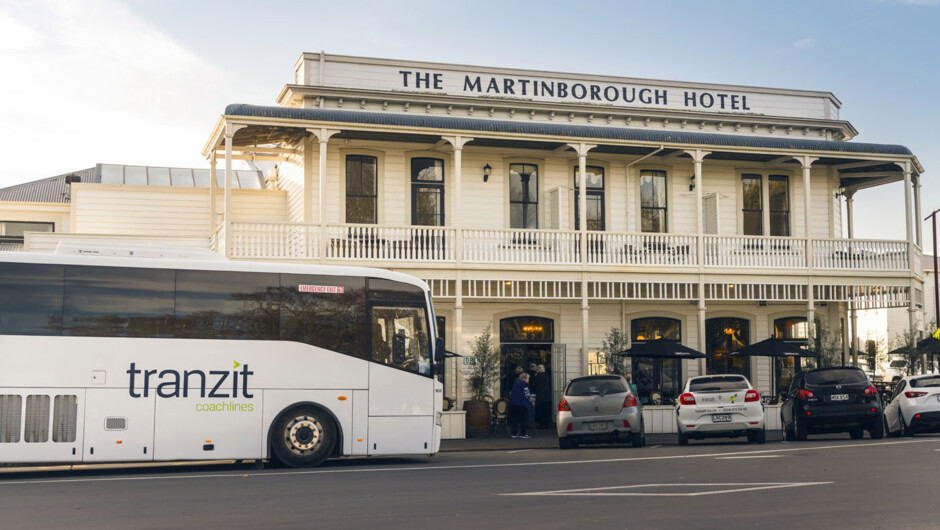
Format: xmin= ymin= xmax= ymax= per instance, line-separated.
xmin=463 ymin=324 xmax=501 ymax=436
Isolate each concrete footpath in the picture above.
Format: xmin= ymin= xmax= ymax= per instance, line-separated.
xmin=440 ymin=427 xmax=785 ymax=452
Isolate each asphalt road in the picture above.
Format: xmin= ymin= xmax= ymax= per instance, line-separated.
xmin=1 ymin=434 xmax=938 ymax=529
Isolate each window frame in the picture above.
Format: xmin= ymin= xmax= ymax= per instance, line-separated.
xmin=345 ymin=154 xmax=379 ymax=224
xmin=741 ymin=174 xmax=763 ymax=236
xmin=509 ymin=163 xmax=539 ymax=229
xmin=0 ymin=221 xmax=55 ymax=244
xmin=574 ymin=165 xmax=606 ymax=231
xmin=410 ymin=157 xmax=445 ymax=227
xmin=639 ymin=170 xmax=668 ymax=233
xmin=768 ymin=174 xmax=790 ymax=237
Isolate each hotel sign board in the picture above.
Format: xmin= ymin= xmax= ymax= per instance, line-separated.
xmin=297 ymin=55 xmax=838 ymax=120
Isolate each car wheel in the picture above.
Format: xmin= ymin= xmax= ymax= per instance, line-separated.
xmin=794 ymin=417 xmax=808 ymax=441
xmin=901 ymin=416 xmax=914 ymax=437
xmin=677 ymin=431 xmax=689 ymax=446
xmin=270 ymin=406 xmax=336 ymax=468
xmin=849 ymin=426 xmax=864 ymax=440
xmin=558 ymin=437 xmax=573 ymax=450
xmin=630 ymin=429 xmax=644 ymax=448
xmin=869 ymin=418 xmax=884 ymax=440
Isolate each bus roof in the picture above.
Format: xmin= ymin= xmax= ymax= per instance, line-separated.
xmin=0 ymin=249 xmax=430 ymax=291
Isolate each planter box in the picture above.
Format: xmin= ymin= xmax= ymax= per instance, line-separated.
xmin=441 ymin=411 xmax=466 ymax=439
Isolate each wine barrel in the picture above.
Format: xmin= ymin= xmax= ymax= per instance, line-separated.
xmin=463 ymin=400 xmax=491 ymax=437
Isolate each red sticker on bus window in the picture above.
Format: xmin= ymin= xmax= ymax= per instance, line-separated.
xmin=298 ymin=285 xmax=345 ymax=294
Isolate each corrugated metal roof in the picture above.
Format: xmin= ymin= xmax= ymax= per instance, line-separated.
xmin=0 ymin=167 xmax=97 ymax=204
xmin=224 ymin=104 xmax=913 ymax=157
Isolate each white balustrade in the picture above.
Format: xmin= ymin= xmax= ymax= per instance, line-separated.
xmin=326 ymin=224 xmax=455 ymax=262
xmin=704 ymin=235 xmax=807 ymax=269
xmin=461 ymin=228 xmax=581 ymax=264
xmin=587 ymin=232 xmax=698 ymax=266
xmin=229 ymin=222 xmax=318 ymax=259
xmin=812 ymin=239 xmax=909 ymax=271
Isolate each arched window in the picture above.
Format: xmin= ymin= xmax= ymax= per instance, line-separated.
xmin=630 ymin=317 xmax=681 ymax=405
xmin=706 ymin=317 xmax=750 ymax=375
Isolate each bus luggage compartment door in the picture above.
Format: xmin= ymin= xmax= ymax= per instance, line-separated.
xmin=84 ymin=389 xmax=154 ymax=463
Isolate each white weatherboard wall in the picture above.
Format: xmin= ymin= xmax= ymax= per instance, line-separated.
xmin=71 ymin=185 xmax=288 ymax=236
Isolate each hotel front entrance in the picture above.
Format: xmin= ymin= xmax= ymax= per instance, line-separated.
xmin=499 ymin=316 xmax=553 ymax=398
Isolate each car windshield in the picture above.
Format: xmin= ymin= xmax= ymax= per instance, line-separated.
xmin=890 ymin=360 xmax=908 ymax=368
xmin=689 ymin=375 xmax=748 ymax=392
xmin=910 ymin=376 xmax=940 ymax=388
xmin=805 ymin=368 xmax=867 ymax=386
xmin=566 ymin=377 xmax=627 ymax=396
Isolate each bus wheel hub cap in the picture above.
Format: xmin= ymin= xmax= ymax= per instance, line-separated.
xmin=287 ymin=417 xmax=321 ymax=452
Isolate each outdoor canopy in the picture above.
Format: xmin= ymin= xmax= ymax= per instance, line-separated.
xmin=618 ymin=338 xmax=706 ymax=358
xmin=729 ymin=337 xmax=817 ymax=358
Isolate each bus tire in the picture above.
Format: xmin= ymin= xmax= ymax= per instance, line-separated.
xmin=271 ymin=406 xmax=336 ymax=468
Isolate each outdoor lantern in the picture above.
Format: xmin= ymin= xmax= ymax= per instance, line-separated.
xmin=483 ymin=163 xmax=492 ymax=182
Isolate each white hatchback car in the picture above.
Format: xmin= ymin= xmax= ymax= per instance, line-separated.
xmin=884 ymin=373 xmax=940 ymax=437
xmin=676 ymin=374 xmax=765 ymax=445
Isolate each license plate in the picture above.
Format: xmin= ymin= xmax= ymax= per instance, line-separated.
xmin=712 ymin=414 xmax=731 ymax=422
xmin=589 ymin=421 xmax=607 ymax=431
xmin=830 ymin=394 xmax=849 ymax=401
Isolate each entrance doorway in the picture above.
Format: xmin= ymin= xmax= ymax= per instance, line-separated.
xmin=499 ymin=316 xmax=554 ymax=398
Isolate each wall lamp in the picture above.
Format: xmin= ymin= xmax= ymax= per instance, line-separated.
xmin=483 ymin=163 xmax=492 ymax=182
xmin=689 ymin=175 xmax=695 ymax=192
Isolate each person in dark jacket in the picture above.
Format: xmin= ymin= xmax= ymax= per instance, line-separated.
xmin=533 ymin=364 xmax=552 ymax=429
xmin=508 ymin=372 xmax=532 ymax=438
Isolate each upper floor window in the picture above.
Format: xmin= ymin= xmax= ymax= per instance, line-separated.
xmin=742 ymin=174 xmax=763 ymax=236
xmin=769 ymin=175 xmax=790 ymax=236
xmin=640 ymin=170 xmax=667 ymax=233
xmin=411 ymin=158 xmax=444 ymax=226
xmin=346 ymin=155 xmax=377 ymax=224
xmin=574 ymin=166 xmax=605 ymax=231
xmin=509 ymin=163 xmax=538 ymax=229
xmin=0 ymin=221 xmax=54 ymax=244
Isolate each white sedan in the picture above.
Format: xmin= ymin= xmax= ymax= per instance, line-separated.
xmin=884 ymin=373 xmax=940 ymax=437
xmin=676 ymin=374 xmax=765 ymax=445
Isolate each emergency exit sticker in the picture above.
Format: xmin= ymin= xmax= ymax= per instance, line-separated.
xmin=299 ymin=285 xmax=345 ymax=294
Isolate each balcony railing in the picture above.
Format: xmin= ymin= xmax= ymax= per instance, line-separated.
xmin=812 ymin=238 xmax=909 ymax=271
xmin=216 ymin=222 xmax=913 ymax=272
xmin=704 ymin=235 xmax=807 ymax=269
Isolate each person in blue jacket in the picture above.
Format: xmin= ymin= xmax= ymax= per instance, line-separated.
xmin=509 ymin=372 xmax=532 ymax=439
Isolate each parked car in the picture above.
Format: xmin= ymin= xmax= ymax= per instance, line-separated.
xmin=780 ymin=366 xmax=884 ymax=440
xmin=557 ymin=375 xmax=644 ymax=449
xmin=857 ymin=358 xmax=875 ymax=380
xmin=883 ymin=373 xmax=940 ymax=437
xmin=675 ymin=374 xmax=765 ymax=445
xmin=883 ymin=357 xmax=909 ymax=383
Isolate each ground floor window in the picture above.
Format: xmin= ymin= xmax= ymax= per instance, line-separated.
xmin=630 ymin=317 xmax=682 ymax=405
xmin=499 ymin=316 xmax=554 ymax=399
xmin=773 ymin=316 xmax=809 ymax=399
xmin=706 ymin=317 xmax=750 ymax=375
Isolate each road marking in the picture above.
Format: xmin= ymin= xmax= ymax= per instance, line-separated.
xmin=0 ymin=439 xmax=935 ymax=486
xmin=715 ymin=455 xmax=782 ymax=460
xmin=506 ymin=449 xmax=531 ymax=454
xmin=503 ymin=481 xmax=833 ymax=497
xmin=647 ymin=445 xmax=662 ymax=449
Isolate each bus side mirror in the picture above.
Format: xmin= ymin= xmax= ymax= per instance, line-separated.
xmin=392 ymin=333 xmax=407 ymax=363
xmin=435 ymin=337 xmax=445 ymax=363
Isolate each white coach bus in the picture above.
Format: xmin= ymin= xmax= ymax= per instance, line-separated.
xmin=0 ymin=245 xmax=444 ymax=468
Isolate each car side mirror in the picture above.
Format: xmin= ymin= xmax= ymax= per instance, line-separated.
xmin=434 ymin=337 xmax=445 ymax=363
xmin=392 ymin=333 xmax=407 ymax=363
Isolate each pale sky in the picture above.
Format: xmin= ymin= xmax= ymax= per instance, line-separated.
xmin=1 ymin=0 xmax=938 ymax=241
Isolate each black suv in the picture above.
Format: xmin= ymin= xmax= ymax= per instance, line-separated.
xmin=780 ymin=367 xmax=884 ymax=440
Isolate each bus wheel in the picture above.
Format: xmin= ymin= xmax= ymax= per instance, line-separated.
xmin=271 ymin=406 xmax=336 ymax=468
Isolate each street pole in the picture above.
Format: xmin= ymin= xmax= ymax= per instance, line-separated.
xmin=926 ymin=209 xmax=940 ymax=332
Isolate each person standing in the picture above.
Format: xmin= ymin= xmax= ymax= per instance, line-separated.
xmin=508 ymin=372 xmax=532 ymax=439
xmin=533 ymin=364 xmax=552 ymax=429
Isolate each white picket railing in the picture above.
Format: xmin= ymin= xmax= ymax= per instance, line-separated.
xmin=326 ymin=224 xmax=455 ymax=262
xmin=229 ymin=222 xmax=318 ymax=259
xmin=462 ymin=228 xmax=581 ymax=264
xmin=587 ymin=232 xmax=697 ymax=266
xmin=704 ymin=235 xmax=807 ymax=269
xmin=812 ymin=239 xmax=909 ymax=271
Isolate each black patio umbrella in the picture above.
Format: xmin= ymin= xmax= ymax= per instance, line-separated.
xmin=618 ymin=338 xmax=706 ymax=358
xmin=730 ymin=337 xmax=816 ymax=397
xmin=916 ymin=337 xmax=940 ymax=354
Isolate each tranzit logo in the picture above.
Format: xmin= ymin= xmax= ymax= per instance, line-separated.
xmin=127 ymin=361 xmax=254 ymax=399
